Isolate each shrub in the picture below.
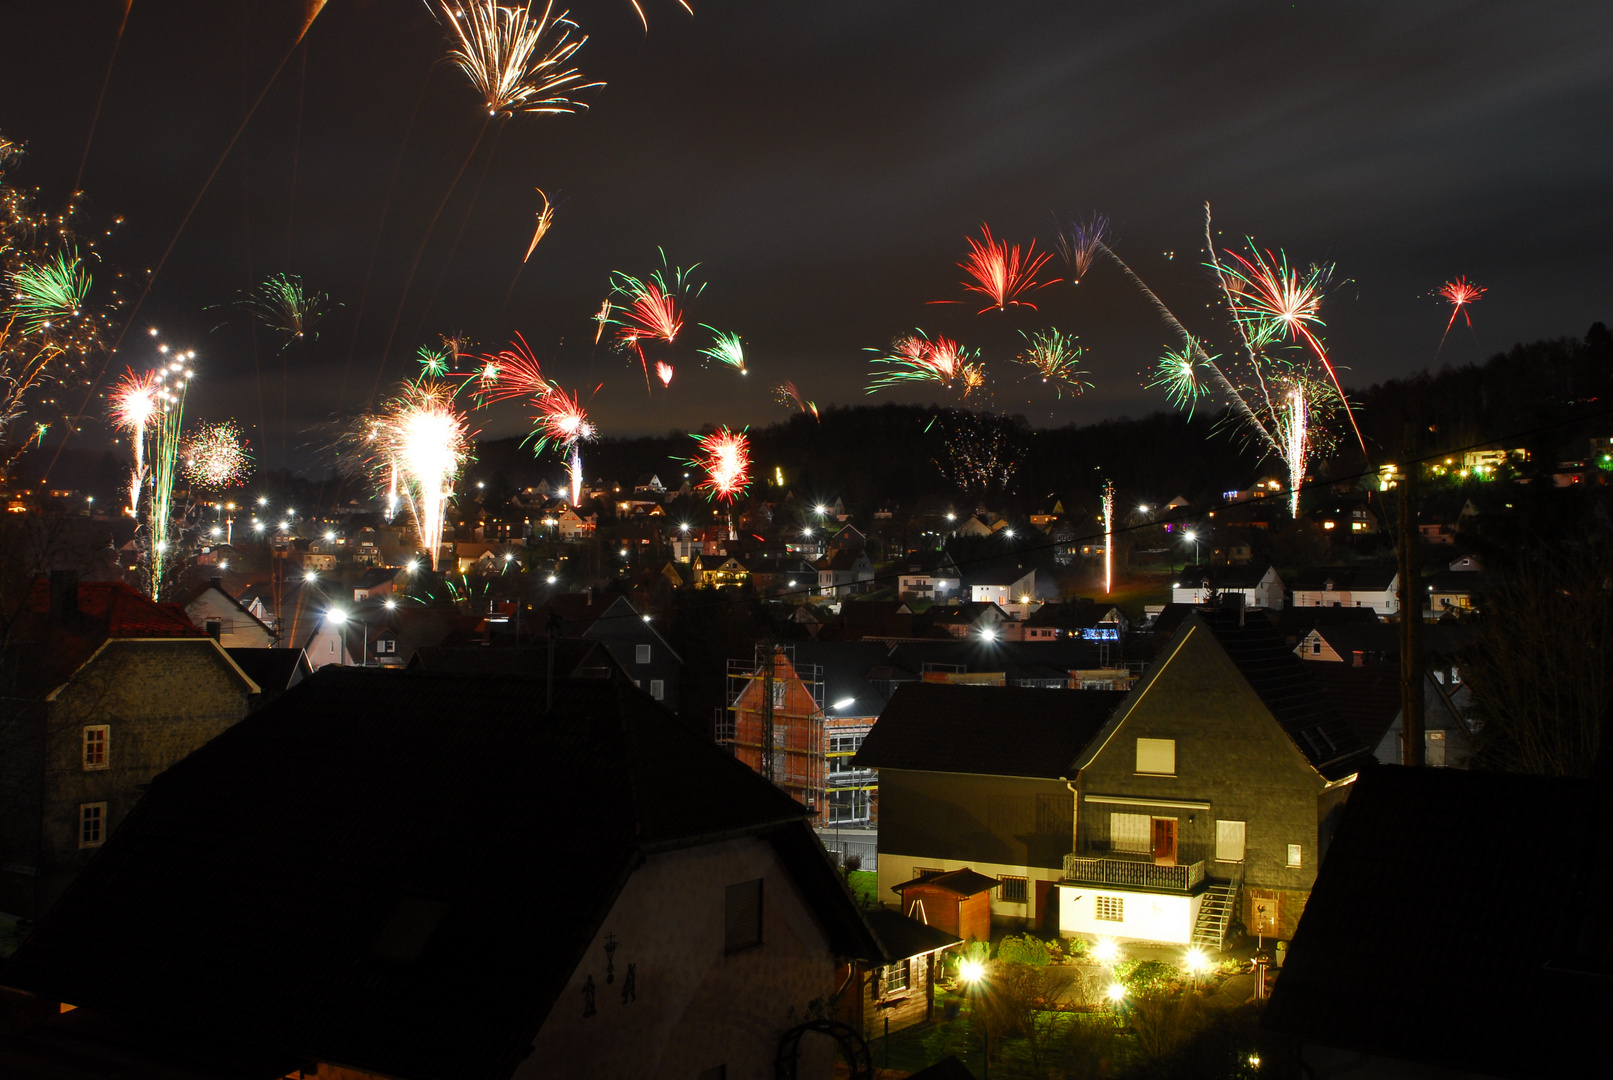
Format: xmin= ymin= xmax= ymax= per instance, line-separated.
xmin=1064 ymin=936 xmax=1089 ymax=959
xmin=996 ymin=933 xmax=1054 ymax=968
xmin=1114 ymin=958 xmax=1175 ymax=997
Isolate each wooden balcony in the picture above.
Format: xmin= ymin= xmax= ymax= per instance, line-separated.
xmin=1062 ymin=853 xmax=1206 ymax=893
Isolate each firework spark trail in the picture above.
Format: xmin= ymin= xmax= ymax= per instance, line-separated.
xmin=686 ymin=427 xmax=750 ymax=503
xmin=473 ymin=334 xmax=548 ymax=403
xmin=935 ymin=224 xmax=1055 ymax=313
xmin=374 ymin=381 xmax=473 ymax=571
xmin=74 ymin=0 xmax=135 ymax=194
xmin=1435 ymin=276 xmax=1486 ymax=356
xmin=1102 ymin=479 xmax=1115 ymax=596
xmin=181 ymin=421 xmax=253 ymax=489
xmin=608 ymin=253 xmax=702 ymax=392
xmin=867 ymin=330 xmax=982 ymax=397
xmin=1278 ymin=386 xmax=1308 ymax=519
xmin=110 ymin=366 xmax=161 ymax=515
xmin=775 ymin=381 xmax=819 ymax=420
xmin=656 ymin=361 xmax=674 ymax=388
xmin=592 ymin=299 xmax=612 ymax=345
xmin=532 ymin=385 xmax=596 ymax=451
xmin=624 ymin=0 xmax=693 ymax=32
xmin=697 ymin=327 xmax=746 ymax=373
xmin=1053 ymin=212 xmax=1109 ymax=285
xmin=1015 ymin=328 xmax=1088 ymax=396
xmin=143 ymin=347 xmax=196 ymax=600
xmin=522 ymin=188 xmax=555 ymax=261
xmin=439 ymin=0 xmax=600 ymax=117
xmin=46 ymin=0 xmax=329 ymax=483
xmin=6 ymin=251 xmax=91 ymax=334
xmin=568 ymin=446 xmax=583 ymax=506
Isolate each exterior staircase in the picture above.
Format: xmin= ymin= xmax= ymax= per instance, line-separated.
xmin=1191 ymin=881 xmax=1240 ymax=952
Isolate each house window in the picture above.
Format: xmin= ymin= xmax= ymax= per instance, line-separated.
xmin=827 ymin=788 xmax=870 ymax=823
xmin=1215 ymin=820 xmax=1246 ymax=862
xmin=829 ymin=734 xmax=864 ymax=773
xmin=1135 ymin=738 xmax=1176 ymax=776
xmin=82 ymin=726 xmax=109 ymax=771
xmin=1110 ymin=812 xmax=1151 ymax=854
xmin=635 ymin=644 xmax=651 ymax=664
xmin=1311 ymin=640 xmax=1322 ymax=655
xmin=1426 ymin=729 xmax=1447 ymax=767
xmin=78 ymin=803 xmax=107 ymax=848
xmin=881 ymin=959 xmax=910 ymax=994
xmin=1287 ymin=844 xmax=1303 ymax=867
xmin=1094 ymin=895 xmax=1124 ymax=922
xmin=724 ymin=879 xmax=763 ymax=952
xmin=998 ymin=876 xmax=1028 ymax=904
xmin=377 ymin=639 xmax=396 ymax=654
xmin=650 ymin=679 xmax=665 ymax=701
xmin=772 ymin=679 xmax=787 ymax=708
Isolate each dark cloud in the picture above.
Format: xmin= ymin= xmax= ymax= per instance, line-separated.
xmin=3 ymin=0 xmax=1609 ymax=472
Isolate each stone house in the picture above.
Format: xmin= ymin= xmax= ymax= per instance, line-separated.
xmin=0 ymin=670 xmax=882 ymax=1080
xmin=0 ymin=575 xmax=259 ymax=919
xmin=1063 ymin=611 xmax=1372 ymax=946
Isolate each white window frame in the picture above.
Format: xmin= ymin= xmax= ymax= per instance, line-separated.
xmin=635 ymin=644 xmax=652 ymax=664
xmin=1215 ymin=819 xmax=1246 ymax=862
xmin=650 ymin=679 xmax=665 ymax=701
xmin=1135 ymin=738 xmax=1176 ymax=776
xmin=78 ymin=802 xmax=107 ymax=849
xmin=82 ymin=725 xmax=110 ymax=771
xmin=1287 ymin=844 xmax=1303 ymax=867
xmin=881 ymin=958 xmax=910 ymax=995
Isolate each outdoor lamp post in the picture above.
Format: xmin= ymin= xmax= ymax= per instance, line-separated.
xmin=1184 ymin=529 xmax=1201 ymax=565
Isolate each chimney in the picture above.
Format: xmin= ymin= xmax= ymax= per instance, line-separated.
xmin=1352 ymin=650 xmax=1365 ymax=667
xmin=48 ymin=570 xmax=80 ymax=625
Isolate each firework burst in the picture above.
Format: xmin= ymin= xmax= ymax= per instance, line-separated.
xmin=116 ymin=340 xmax=197 ymax=598
xmin=110 ymin=367 xmax=161 ymax=515
xmin=1276 ymin=385 xmax=1308 ymax=519
xmin=372 ymin=381 xmax=474 ymax=570
xmin=775 ymin=381 xmax=820 ymax=421
xmin=1148 ymin=337 xmax=1212 ymax=418
xmin=1101 ymin=479 xmax=1115 ymax=595
xmin=474 ymin=335 xmax=597 ymax=454
xmin=567 ymin=445 xmax=584 ymax=506
xmin=1434 ymin=276 xmax=1486 ymax=354
xmin=655 ymin=361 xmax=674 ymax=388
xmin=867 ymin=330 xmax=983 ymax=398
xmin=1053 ymin=212 xmax=1109 ymax=285
xmin=6 ymin=250 xmax=90 ymax=334
xmin=437 ymin=0 xmax=602 ymax=117
xmin=937 ymin=411 xmax=1022 ymax=495
xmin=608 ymin=252 xmax=702 ymax=390
xmin=686 ymin=426 xmax=750 ymax=503
xmin=1015 ymin=328 xmax=1088 ymax=396
xmin=697 ymin=327 xmax=746 ymax=374
xmin=938 ymin=223 xmax=1055 ymax=313
xmin=181 ymin=420 xmax=253 ymax=489
xmin=239 ymin=272 xmax=328 ymax=348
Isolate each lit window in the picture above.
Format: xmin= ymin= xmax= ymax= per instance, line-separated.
xmin=1135 ymin=738 xmax=1176 ymax=776
xmin=724 ymin=879 xmax=764 ymax=952
xmin=1215 ymin=819 xmax=1246 ymax=862
xmin=650 ymin=679 xmax=665 ymax=701
xmin=79 ymin=803 xmax=107 ymax=848
xmin=997 ymin=876 xmax=1028 ymax=904
xmin=1287 ymin=844 xmax=1303 ymax=867
xmin=82 ymin=726 xmax=109 ymax=770
xmin=881 ymin=958 xmax=910 ymax=994
xmin=635 ymin=644 xmax=651 ymax=664
xmin=1094 ymin=895 xmax=1124 ymax=922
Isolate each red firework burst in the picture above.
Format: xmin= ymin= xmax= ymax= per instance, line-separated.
xmin=939 ymin=223 xmax=1055 ymax=313
xmin=687 ymin=426 xmax=751 ymax=503
xmin=1436 ymin=276 xmax=1486 ymax=354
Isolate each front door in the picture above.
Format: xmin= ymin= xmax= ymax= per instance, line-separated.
xmin=1151 ymin=817 xmax=1178 ymax=866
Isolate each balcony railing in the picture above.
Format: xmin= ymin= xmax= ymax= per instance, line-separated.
xmin=1062 ymin=853 xmax=1205 ymax=892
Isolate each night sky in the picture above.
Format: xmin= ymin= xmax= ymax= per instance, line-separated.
xmin=5 ymin=0 xmax=1611 ymax=473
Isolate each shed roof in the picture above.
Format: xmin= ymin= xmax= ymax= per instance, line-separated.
xmin=863 ymin=907 xmax=962 ymax=961
xmin=889 ymin=868 xmax=1000 ymax=898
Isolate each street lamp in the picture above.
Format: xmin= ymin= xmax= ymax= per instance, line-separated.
xmin=1184 ymin=529 xmax=1201 ymax=565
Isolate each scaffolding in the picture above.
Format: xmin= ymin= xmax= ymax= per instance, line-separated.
xmin=722 ymin=644 xmax=825 ymax=811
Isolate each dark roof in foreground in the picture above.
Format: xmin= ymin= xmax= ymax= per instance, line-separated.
xmin=863 ymin=907 xmax=962 ymax=960
xmin=2 ymin=668 xmax=875 ymax=1080
xmin=223 ymin=646 xmax=310 ymax=695
xmin=855 ymin=682 xmax=1126 ymax=778
xmin=1264 ymin=766 xmax=1611 ymax=1076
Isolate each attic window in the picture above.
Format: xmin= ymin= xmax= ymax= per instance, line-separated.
xmin=369 ymin=897 xmax=450 ymax=963
xmin=1135 ymin=738 xmax=1176 ymax=776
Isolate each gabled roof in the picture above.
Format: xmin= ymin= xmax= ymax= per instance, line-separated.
xmin=224 ymin=647 xmax=311 ymax=696
xmin=407 ymin=640 xmax=620 ymax=680
xmin=2 ymin=577 xmax=204 ymax=698
xmin=966 ymin=565 xmax=1034 ymax=588
xmin=863 ymin=904 xmax=961 ymax=961
xmin=177 ymin=578 xmax=277 ymax=640
xmin=1288 ymin=566 xmax=1398 ymax=592
xmin=1171 ymin=563 xmax=1276 ymax=591
xmin=855 ymin=682 xmax=1126 ymax=778
xmin=1194 ymin=611 xmax=1372 ymax=780
xmin=2 ymin=669 xmax=875 ymax=1080
xmin=1264 ymin=766 xmax=1609 ymax=1076
xmin=1301 ymin=661 xmax=1404 ymax=749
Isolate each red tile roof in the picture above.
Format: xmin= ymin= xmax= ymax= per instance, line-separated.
xmin=4 ymin=578 xmax=203 ymax=697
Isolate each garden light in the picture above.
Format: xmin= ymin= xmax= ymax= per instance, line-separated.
xmin=958 ymin=958 xmax=986 ymax=986
xmin=1092 ymin=937 xmax=1121 ymax=965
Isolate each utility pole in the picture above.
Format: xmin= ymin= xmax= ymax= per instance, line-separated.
xmin=1396 ymin=423 xmax=1425 ymax=766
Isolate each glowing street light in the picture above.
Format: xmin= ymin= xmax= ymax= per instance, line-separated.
xmin=1092 ymin=937 xmax=1121 ymax=966
xmin=980 ymin=626 xmax=998 ymax=642
xmin=326 ymin=608 xmax=347 ymax=624
xmin=1184 ymin=529 xmax=1201 ymax=565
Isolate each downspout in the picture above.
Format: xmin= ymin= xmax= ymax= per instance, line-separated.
xmin=1066 ymin=778 xmax=1080 ymax=859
